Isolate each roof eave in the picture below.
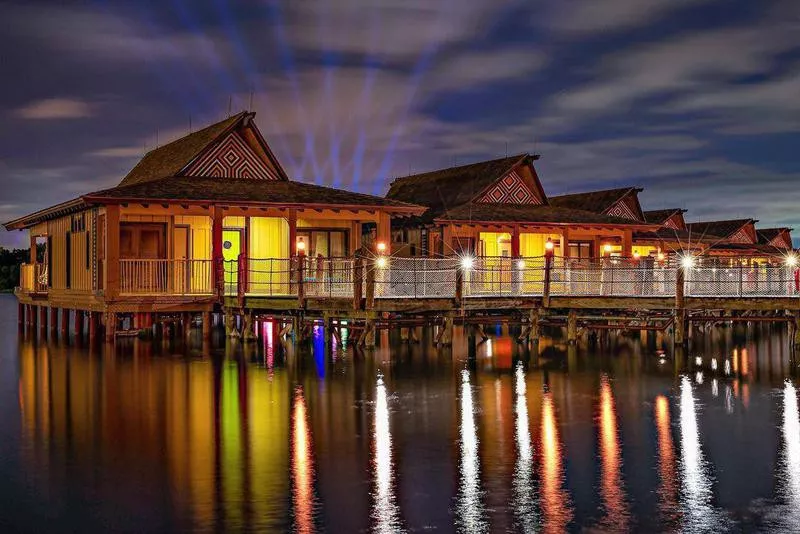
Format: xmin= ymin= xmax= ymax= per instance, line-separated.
xmin=3 ymin=198 xmax=88 ymax=231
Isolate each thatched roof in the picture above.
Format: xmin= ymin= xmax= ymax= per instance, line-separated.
xmin=685 ymin=219 xmax=755 ymax=240
xmin=385 ymin=154 xmax=534 ymax=218
xmin=436 ymin=203 xmax=650 ymax=227
xmin=549 ymin=187 xmax=642 ymax=215
xmin=84 ymin=176 xmax=422 ymax=212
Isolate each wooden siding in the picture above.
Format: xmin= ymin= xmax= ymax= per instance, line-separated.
xmin=41 ymin=210 xmax=94 ymax=293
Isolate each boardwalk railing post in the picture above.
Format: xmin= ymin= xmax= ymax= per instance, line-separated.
xmin=738 ymin=261 xmax=744 ymax=297
xmin=543 ymin=254 xmax=552 ymax=307
xmin=353 ymin=254 xmax=363 ymax=310
xmin=455 ymin=266 xmax=463 ymax=306
xmin=365 ymin=257 xmax=376 ymax=310
xmin=237 ymin=253 xmax=246 ymax=308
xmin=675 ymin=264 xmax=686 ymax=348
xmin=296 ymin=255 xmax=305 ymax=306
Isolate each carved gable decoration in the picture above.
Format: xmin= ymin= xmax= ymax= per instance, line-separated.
xmin=476 ymin=170 xmax=542 ymax=205
xmin=728 ymin=227 xmax=753 ymax=244
xmin=184 ymin=132 xmax=281 ymax=180
xmin=663 ymin=217 xmax=680 ymax=230
xmin=770 ymin=233 xmax=792 ymax=249
xmin=605 ymin=198 xmax=639 ymax=221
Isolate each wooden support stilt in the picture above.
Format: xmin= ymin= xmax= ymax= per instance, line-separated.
xmin=364 ymin=318 xmax=376 ymax=348
xmin=27 ymin=305 xmax=35 ymax=328
xmin=60 ymin=308 xmax=69 ymax=338
xmin=104 ymin=312 xmax=116 ymax=343
xmin=88 ymin=312 xmax=99 ymax=341
xmin=567 ymin=309 xmax=578 ymax=345
xmin=467 ymin=325 xmax=477 ymax=360
xmin=440 ymin=314 xmax=454 ymax=346
xmin=74 ymin=310 xmax=84 ymax=337
xmin=243 ymin=311 xmax=256 ymax=342
xmin=18 ymin=302 xmax=24 ymax=332
xmin=49 ymin=307 xmax=58 ymax=332
xmin=793 ymin=311 xmax=800 ymax=353
xmin=202 ymin=312 xmax=212 ymax=341
xmin=182 ymin=313 xmax=191 ymax=339
xmin=39 ymin=306 xmax=48 ymax=334
xmin=225 ymin=310 xmax=239 ymax=338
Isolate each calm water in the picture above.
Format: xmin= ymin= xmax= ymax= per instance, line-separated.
xmin=1 ymin=294 xmax=799 ymax=533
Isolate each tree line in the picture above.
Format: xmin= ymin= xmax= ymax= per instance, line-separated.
xmin=0 ymin=248 xmax=30 ymax=291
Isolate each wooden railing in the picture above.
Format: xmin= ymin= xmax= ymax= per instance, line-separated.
xmin=18 ymin=263 xmax=48 ymax=293
xmin=119 ymin=259 xmax=213 ymax=295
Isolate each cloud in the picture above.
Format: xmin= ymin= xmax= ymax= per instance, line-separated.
xmin=543 ymin=0 xmax=711 ymax=34
xmin=14 ymin=98 xmax=94 ymax=120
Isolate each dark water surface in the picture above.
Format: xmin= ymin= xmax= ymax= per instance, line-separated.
xmin=1 ymin=294 xmax=799 ymax=533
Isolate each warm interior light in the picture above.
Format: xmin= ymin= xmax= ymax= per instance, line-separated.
xmin=603 ymin=244 xmax=612 ymax=253
xmin=296 ymin=239 xmax=306 ymax=252
xmin=376 ymin=241 xmax=387 ymax=253
xmin=633 ymin=252 xmax=640 ymax=260
xmin=681 ymin=254 xmax=695 ymax=269
xmin=657 ymin=252 xmax=665 ymax=262
xmin=460 ymin=255 xmax=475 ymax=270
xmin=376 ymin=257 xmax=388 ymax=269
xmin=545 ymin=238 xmax=554 ymax=251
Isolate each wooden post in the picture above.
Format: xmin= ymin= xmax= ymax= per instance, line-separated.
xmin=440 ymin=314 xmax=454 ymax=346
xmin=455 ymin=267 xmax=464 ymax=305
xmin=622 ymin=229 xmax=633 ymax=258
xmin=202 ymin=311 xmax=212 ymax=341
xmin=74 ymin=310 xmax=84 ymax=337
xmin=88 ymin=312 xmax=99 ymax=341
xmin=567 ymin=309 xmax=578 ymax=345
xmin=364 ymin=318 xmax=376 ymax=348
xmin=793 ymin=311 xmax=800 ymax=353
xmin=675 ymin=264 xmax=687 ymax=348
xmin=49 ymin=307 xmax=58 ymax=332
xmin=60 ymin=308 xmax=69 ymax=337
xmin=182 ymin=312 xmax=192 ymax=339
xmin=529 ymin=308 xmax=541 ymax=347
xmin=543 ymin=254 xmax=553 ymax=307
xmin=353 ymin=254 xmax=363 ymax=310
xmin=237 ymin=252 xmax=247 ymax=308
xmin=104 ymin=312 xmax=116 ymax=343
xmin=296 ymin=256 xmax=305 ymax=306
xmin=18 ymin=302 xmax=25 ymax=332
xmin=105 ymin=204 xmax=121 ymax=299
xmin=212 ymin=205 xmax=224 ymax=299
xmin=39 ymin=305 xmax=48 ymax=333
xmin=30 ymin=305 xmax=38 ymax=329
xmin=376 ymin=211 xmax=392 ymax=255
xmin=243 ymin=311 xmax=256 ymax=342
xmin=288 ymin=208 xmax=298 ymax=255
xmin=365 ymin=258 xmax=376 ymax=310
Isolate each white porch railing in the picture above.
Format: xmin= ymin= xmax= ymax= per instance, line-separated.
xmin=120 ymin=259 xmax=213 ymax=295
xmin=374 ymin=257 xmax=459 ymax=298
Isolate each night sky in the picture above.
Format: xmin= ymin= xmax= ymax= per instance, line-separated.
xmin=1 ymin=0 xmax=798 ymax=247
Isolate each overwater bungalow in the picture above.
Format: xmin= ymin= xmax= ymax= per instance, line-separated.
xmin=385 ymin=156 xmax=656 ymax=260
xmin=5 ymin=112 xmax=424 ymax=338
xmin=682 ymin=218 xmax=791 ymax=264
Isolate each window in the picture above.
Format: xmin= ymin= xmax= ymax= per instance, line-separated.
xmin=568 ymin=241 xmax=593 ymax=259
xmin=297 ymin=229 xmax=348 ymax=258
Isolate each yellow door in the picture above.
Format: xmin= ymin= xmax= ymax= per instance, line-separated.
xmin=222 ymin=230 xmax=241 ymax=294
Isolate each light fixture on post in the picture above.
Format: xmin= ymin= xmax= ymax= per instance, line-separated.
xmin=785 ymin=253 xmax=798 ymax=268
xmin=544 ymin=237 xmax=555 ymax=258
xmin=376 ymin=256 xmax=388 ymax=269
xmin=603 ymin=243 xmax=612 ymax=256
xmin=376 ymin=241 xmax=387 ymax=254
xmin=657 ymin=251 xmax=665 ymax=262
xmin=296 ymin=238 xmax=306 ymax=255
xmin=633 ymin=251 xmax=640 ymax=261
xmin=680 ymin=254 xmax=695 ymax=270
xmin=460 ymin=255 xmax=475 ymax=271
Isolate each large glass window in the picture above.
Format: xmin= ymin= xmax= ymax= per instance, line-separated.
xmin=297 ymin=229 xmax=348 ymax=258
xmin=568 ymin=241 xmax=593 ymax=259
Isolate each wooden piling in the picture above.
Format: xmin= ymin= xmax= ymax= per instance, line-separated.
xmin=364 ymin=318 xmax=376 ymax=348
xmin=440 ymin=314 xmax=454 ymax=346
xmin=529 ymin=308 xmax=541 ymax=346
xmin=39 ymin=306 xmax=48 ymax=333
xmin=353 ymin=254 xmax=363 ymax=310
xmin=567 ymin=309 xmax=578 ymax=345
xmin=243 ymin=311 xmax=257 ymax=342
xmin=104 ymin=312 xmax=116 ymax=343
xmin=202 ymin=312 xmax=212 ymax=341
xmin=49 ymin=307 xmax=58 ymax=333
xmin=74 ymin=310 xmax=84 ymax=337
xmin=88 ymin=312 xmax=99 ymax=341
xmin=60 ymin=308 xmax=69 ymax=337
xmin=18 ymin=302 xmax=24 ymax=332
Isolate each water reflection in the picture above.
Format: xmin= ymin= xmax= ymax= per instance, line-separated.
xmin=512 ymin=363 xmax=537 ymax=532
xmin=596 ymin=375 xmax=629 ymax=531
xmin=372 ymin=376 xmax=404 ymax=533
xmin=654 ymin=395 xmax=679 ymax=525
xmin=780 ymin=381 xmax=800 ymax=528
xmin=291 ymin=386 xmax=317 ymax=534
xmin=678 ymin=375 xmax=717 ymax=532
xmin=456 ymin=370 xmax=488 ymax=532
xmin=540 ymin=388 xmax=572 ymax=532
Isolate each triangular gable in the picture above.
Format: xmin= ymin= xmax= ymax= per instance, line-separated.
xmin=728 ymin=224 xmax=756 ymax=244
xmin=663 ymin=211 xmax=686 ymax=231
xmin=769 ymin=234 xmax=791 ymax=249
xmin=605 ymin=193 xmax=643 ymax=222
xmin=474 ymin=161 xmax=545 ymax=205
xmin=183 ymin=130 xmax=283 ymax=180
